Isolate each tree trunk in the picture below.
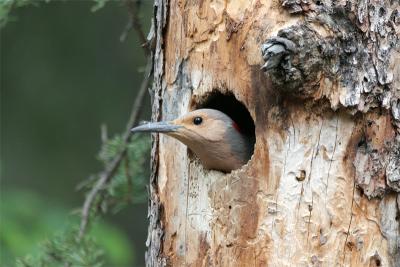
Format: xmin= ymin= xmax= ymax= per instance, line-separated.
xmin=146 ymin=0 xmax=400 ymax=266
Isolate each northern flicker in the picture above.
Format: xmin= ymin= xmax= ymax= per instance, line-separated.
xmin=131 ymin=109 xmax=254 ymax=172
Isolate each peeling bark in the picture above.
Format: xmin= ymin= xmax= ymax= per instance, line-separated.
xmin=146 ymin=0 xmax=400 ymax=266
xmin=145 ymin=0 xmax=169 ymax=266
xmin=353 ymin=112 xmax=396 ymax=198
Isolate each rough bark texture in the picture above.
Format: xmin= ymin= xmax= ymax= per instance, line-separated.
xmin=146 ymin=0 xmax=400 ymax=266
xmin=145 ymin=0 xmax=168 ymax=266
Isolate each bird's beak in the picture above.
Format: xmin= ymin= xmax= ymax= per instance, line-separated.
xmin=131 ymin=121 xmax=182 ymax=133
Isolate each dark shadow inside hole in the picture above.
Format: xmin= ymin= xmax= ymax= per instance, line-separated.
xmin=193 ymin=91 xmax=256 ymax=160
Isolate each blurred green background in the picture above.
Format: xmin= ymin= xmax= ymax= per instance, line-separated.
xmin=1 ymin=1 xmax=153 ymax=266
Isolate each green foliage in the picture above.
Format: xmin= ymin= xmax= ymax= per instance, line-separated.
xmin=91 ymin=222 xmax=135 ymax=266
xmin=0 ymin=190 xmax=68 ymax=264
xmin=1 ymin=135 xmax=151 ymax=266
xmin=16 ymin=228 xmax=104 ymax=267
xmin=1 ymin=190 xmax=135 ymax=266
xmin=98 ymin=134 xmax=151 ymax=212
xmin=2 ymin=1 xmax=152 ymax=265
xmin=0 ymin=0 xmax=45 ymax=27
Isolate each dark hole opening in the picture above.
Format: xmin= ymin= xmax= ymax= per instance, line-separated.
xmin=379 ymin=7 xmax=386 ymax=17
xmin=357 ymin=137 xmax=366 ymax=148
xmin=192 ymin=90 xmax=256 ymax=162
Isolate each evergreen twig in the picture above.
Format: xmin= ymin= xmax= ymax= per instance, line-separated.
xmin=78 ymin=0 xmax=152 ymax=240
xmin=120 ymin=0 xmax=150 ymax=56
xmin=79 ymin=57 xmax=151 ymax=240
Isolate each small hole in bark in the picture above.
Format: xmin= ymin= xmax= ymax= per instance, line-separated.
xmin=228 ymin=205 xmax=232 ymax=209
xmin=391 ymin=10 xmax=399 ymax=25
xmin=370 ymin=253 xmax=382 ymax=267
xmin=315 ymin=0 xmax=323 ymax=5
xmin=357 ymin=138 xmax=366 ymax=148
xmin=191 ymin=90 xmax=256 ymax=170
xmin=379 ymin=7 xmax=386 ymax=17
xmin=296 ymin=170 xmax=306 ymax=181
xmin=358 ymin=186 xmax=365 ymax=197
xmin=346 ymin=241 xmax=354 ymax=251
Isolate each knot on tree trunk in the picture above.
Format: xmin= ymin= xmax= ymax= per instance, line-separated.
xmin=261 ymin=24 xmax=328 ymax=98
xmin=273 ymin=0 xmax=400 ymax=127
xmin=262 ymin=1 xmax=399 ymax=122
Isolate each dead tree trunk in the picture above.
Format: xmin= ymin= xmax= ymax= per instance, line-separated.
xmin=146 ymin=0 xmax=400 ymax=266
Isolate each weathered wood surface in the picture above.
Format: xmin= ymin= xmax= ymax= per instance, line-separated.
xmin=146 ymin=0 xmax=400 ymax=266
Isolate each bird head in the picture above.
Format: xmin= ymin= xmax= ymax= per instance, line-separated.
xmin=131 ymin=109 xmax=252 ymax=172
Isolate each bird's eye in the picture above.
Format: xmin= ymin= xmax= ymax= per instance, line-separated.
xmin=193 ymin=116 xmax=202 ymax=125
